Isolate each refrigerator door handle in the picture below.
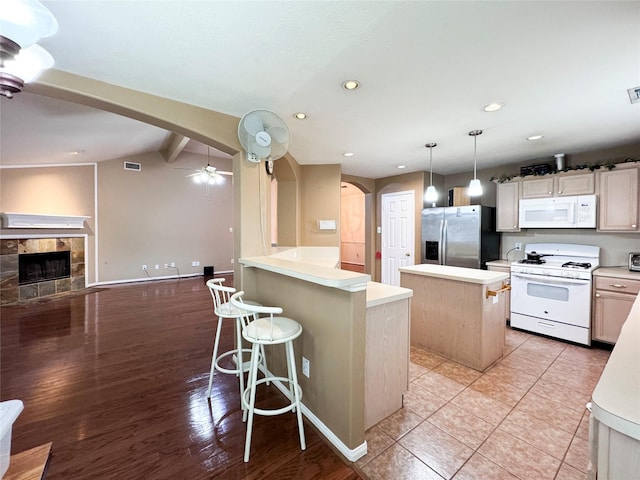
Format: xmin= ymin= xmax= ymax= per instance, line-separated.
xmin=441 ymin=219 xmax=447 ymax=265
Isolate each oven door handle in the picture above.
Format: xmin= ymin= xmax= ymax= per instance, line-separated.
xmin=511 ymin=273 xmax=591 ymax=286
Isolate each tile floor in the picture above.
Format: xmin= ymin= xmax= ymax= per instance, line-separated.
xmin=356 ymin=327 xmax=612 ymax=480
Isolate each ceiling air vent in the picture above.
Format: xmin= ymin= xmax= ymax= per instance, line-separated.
xmin=124 ymin=161 xmax=141 ymax=172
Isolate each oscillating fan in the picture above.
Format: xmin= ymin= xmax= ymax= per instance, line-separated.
xmin=238 ymin=109 xmax=290 ymax=163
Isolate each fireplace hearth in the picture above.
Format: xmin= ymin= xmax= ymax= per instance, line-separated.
xmin=19 ymin=251 xmax=71 ymax=285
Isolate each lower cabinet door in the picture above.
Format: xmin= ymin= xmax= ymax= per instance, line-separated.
xmin=593 ymin=290 xmax=635 ymax=343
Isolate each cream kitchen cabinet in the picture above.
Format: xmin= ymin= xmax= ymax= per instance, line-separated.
xmin=496 ymin=181 xmax=520 ymax=232
xmin=597 ymin=166 xmax=639 ymax=232
xmin=592 ymin=268 xmax=640 ymax=344
xmin=521 ymin=172 xmax=595 ymax=198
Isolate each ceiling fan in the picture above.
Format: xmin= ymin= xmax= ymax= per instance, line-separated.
xmin=180 ymin=146 xmax=233 ymax=196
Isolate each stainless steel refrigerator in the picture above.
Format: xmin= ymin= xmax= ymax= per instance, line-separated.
xmin=421 ymin=205 xmax=500 ymax=269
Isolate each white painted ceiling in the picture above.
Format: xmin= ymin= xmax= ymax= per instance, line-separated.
xmin=1 ymin=1 xmax=639 ymax=178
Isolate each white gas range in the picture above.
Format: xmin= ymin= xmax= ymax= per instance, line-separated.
xmin=510 ymin=243 xmax=600 ymax=345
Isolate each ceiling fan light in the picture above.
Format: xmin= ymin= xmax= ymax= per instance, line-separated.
xmin=0 ymin=0 xmax=58 ymax=50
xmin=1 ymin=43 xmax=53 ymax=82
xmin=468 ymin=178 xmax=483 ymax=196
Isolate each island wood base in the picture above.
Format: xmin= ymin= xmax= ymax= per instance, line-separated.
xmin=400 ymin=266 xmax=508 ymax=372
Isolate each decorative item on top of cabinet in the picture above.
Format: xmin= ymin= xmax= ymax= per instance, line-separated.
xmin=495 ymin=181 xmax=520 ymax=232
xmin=448 ymin=187 xmax=470 ymax=206
xmin=521 ymin=171 xmax=595 ymax=199
xmin=592 ymin=270 xmax=640 ymax=343
xmin=597 ymin=166 xmax=639 ymax=232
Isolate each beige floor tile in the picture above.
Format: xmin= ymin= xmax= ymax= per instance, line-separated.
xmin=529 ymin=379 xmax=591 ymax=414
xmin=356 ymin=425 xmax=396 ymax=468
xmin=404 ymin=382 xmax=449 ymax=419
xmin=564 ymin=435 xmax=589 ymax=473
xmin=499 ymin=409 xmax=573 ymax=460
xmin=376 ymin=407 xmax=424 ymax=441
xmin=361 ymin=443 xmax=444 ymax=480
xmin=540 ymin=368 xmax=599 ymax=397
xmin=411 ymin=347 xmax=447 ymax=370
xmin=498 ymin=350 xmax=550 ymax=377
xmin=469 ymin=375 xmax=528 ymax=407
xmin=575 ymin=411 xmax=590 ymax=442
xmin=399 ymin=422 xmax=473 ymax=479
xmin=559 ymin=344 xmax=611 ymax=367
xmin=452 ymin=453 xmax=518 ymax=480
xmin=450 ymin=388 xmax=511 ymax=426
xmin=505 ymin=328 xmax=532 ymax=345
xmin=410 ymin=361 xmax=430 ymax=381
xmin=520 ymin=335 xmax=567 ymax=354
xmin=433 ymin=361 xmax=482 ymax=386
xmin=412 ymin=370 xmax=466 ymax=401
xmin=555 ymin=462 xmax=586 ymax=480
xmin=547 ymin=356 xmax=606 ymax=380
xmin=514 ymin=392 xmax=583 ymax=434
xmin=484 ymin=363 xmax=538 ymax=390
xmin=478 ymin=429 xmax=561 ymax=480
xmin=427 ymin=403 xmax=495 ymax=449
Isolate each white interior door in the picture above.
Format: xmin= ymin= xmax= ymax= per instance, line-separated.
xmin=381 ymin=191 xmax=415 ymax=285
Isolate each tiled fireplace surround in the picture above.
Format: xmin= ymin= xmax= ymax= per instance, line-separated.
xmin=0 ymin=237 xmax=86 ymax=305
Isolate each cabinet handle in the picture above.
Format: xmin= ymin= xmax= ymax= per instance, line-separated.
xmin=633 ymin=224 xmax=637 ymax=228
xmin=595 ymin=293 xmax=600 ymax=297
xmin=486 ymin=283 xmax=511 ymax=298
xmin=558 ymin=190 xmax=563 ymax=194
xmin=548 ymin=191 xmax=552 ymax=195
xmin=609 ymin=283 xmax=627 ymax=288
xmin=513 ymin=225 xmax=517 ymax=228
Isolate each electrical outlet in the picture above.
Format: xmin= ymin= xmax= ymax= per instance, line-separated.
xmin=164 ymin=263 xmax=169 ymax=268
xmin=142 ymin=264 xmax=147 ymax=270
xmin=155 ymin=265 xmax=159 ymax=270
xmin=302 ymin=357 xmax=310 ymax=378
xmin=515 ymin=242 xmax=522 ymax=251
xmin=191 ymin=261 xmax=199 ymax=267
xmin=170 ymin=262 xmax=175 ymax=268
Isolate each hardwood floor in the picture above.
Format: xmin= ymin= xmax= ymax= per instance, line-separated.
xmin=1 ymin=276 xmax=363 ymax=479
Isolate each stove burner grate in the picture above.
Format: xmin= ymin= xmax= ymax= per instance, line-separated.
xmin=519 ymin=258 xmax=546 ymax=265
xmin=561 ymin=262 xmax=592 ymax=269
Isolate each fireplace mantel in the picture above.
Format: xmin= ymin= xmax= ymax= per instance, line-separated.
xmin=1 ymin=213 xmax=91 ymax=229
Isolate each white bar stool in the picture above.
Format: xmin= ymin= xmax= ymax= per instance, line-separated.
xmin=230 ymin=291 xmax=306 ymax=462
xmin=205 ymin=279 xmax=265 ymax=408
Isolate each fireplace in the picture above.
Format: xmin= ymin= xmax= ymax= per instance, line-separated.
xmin=0 ymin=236 xmax=86 ymax=304
xmin=19 ymin=251 xmax=71 ymax=285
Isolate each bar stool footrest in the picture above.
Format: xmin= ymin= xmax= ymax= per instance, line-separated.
xmin=215 ymin=348 xmax=256 ymax=375
xmin=242 ymin=376 xmax=303 ymax=417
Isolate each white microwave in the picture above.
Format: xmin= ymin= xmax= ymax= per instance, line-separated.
xmin=519 ymin=194 xmax=597 ymax=228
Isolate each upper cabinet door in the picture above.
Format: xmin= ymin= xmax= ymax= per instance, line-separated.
xmin=598 ymin=167 xmax=639 ymax=232
xmin=521 ymin=177 xmax=554 ymax=198
xmin=496 ymin=181 xmax=520 ymax=232
xmin=556 ymin=172 xmax=595 ymax=196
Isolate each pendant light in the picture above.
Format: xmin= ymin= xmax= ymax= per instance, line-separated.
xmin=468 ymin=130 xmax=483 ymax=197
xmin=424 ymin=143 xmax=438 ymax=204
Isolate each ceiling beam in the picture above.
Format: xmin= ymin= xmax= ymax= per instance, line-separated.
xmin=160 ymin=132 xmax=190 ymax=164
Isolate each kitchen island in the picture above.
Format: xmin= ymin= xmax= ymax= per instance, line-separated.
xmin=588 ymin=291 xmax=640 ymax=479
xmin=239 ymin=256 xmax=412 ymax=461
xmin=399 ymin=264 xmax=509 ymax=371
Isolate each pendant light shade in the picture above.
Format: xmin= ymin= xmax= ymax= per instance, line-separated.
xmin=424 ymin=142 xmax=438 ymax=203
xmin=468 ymin=130 xmax=483 ymax=197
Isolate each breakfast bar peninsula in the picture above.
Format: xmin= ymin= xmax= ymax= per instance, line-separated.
xmin=399 ymin=264 xmax=509 ymax=372
xmin=239 ymin=254 xmax=412 ymax=461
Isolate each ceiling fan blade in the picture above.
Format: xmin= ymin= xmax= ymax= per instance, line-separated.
xmin=266 ymin=125 xmax=288 ymax=144
xmin=243 ymin=112 xmax=265 ymax=136
xmin=218 ymin=171 xmax=233 ymax=176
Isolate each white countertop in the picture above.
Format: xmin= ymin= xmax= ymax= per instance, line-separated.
xmin=486 ymin=260 xmax=512 ymax=268
xmin=591 ymin=292 xmax=640 ymax=440
xmin=399 ymin=264 xmax=509 ymax=285
xmin=239 ymin=256 xmax=370 ymax=292
xmin=366 ymin=281 xmax=413 ymax=308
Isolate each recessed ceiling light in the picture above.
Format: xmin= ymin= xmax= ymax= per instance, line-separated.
xmin=293 ymin=112 xmax=307 ymax=120
xmin=70 ymin=150 xmax=85 ymax=155
xmin=482 ymin=102 xmax=504 ymax=112
xmin=343 ymin=152 xmax=354 ymax=157
xmin=396 ymin=165 xmax=406 ymax=169
xmin=527 ymin=135 xmax=544 ymax=141
xmin=342 ymin=80 xmax=360 ymax=90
